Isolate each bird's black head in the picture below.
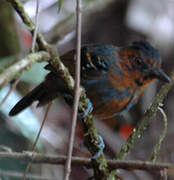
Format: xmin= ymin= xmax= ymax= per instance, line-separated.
xmin=128 ymin=40 xmax=171 ymax=83
xmin=131 ymin=40 xmax=161 ymax=63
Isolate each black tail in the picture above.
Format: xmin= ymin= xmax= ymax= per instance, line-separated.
xmin=9 ymin=83 xmax=44 ymax=116
xmin=9 ymin=71 xmax=70 ymax=116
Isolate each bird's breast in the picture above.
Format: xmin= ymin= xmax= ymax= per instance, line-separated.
xmin=82 ymin=77 xmax=136 ymax=119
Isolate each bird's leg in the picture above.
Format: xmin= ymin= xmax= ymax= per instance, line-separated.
xmin=78 ymin=99 xmax=105 ymax=158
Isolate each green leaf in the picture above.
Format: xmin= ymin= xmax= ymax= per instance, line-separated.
xmin=20 ymin=62 xmax=48 ymax=84
xmin=58 ymin=0 xmax=63 ymax=12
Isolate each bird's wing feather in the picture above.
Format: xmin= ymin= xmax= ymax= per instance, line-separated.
xmin=45 ymin=44 xmax=118 ymax=79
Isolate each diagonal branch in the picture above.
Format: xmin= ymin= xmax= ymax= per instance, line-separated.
xmin=0 ymin=51 xmax=50 ymax=89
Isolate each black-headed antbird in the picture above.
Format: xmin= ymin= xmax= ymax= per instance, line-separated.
xmin=9 ymin=41 xmax=171 ymax=119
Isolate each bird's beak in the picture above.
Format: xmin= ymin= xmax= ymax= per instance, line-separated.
xmin=152 ymin=69 xmax=171 ymax=83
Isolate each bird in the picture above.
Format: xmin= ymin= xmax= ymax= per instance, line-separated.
xmin=9 ymin=40 xmax=171 ymax=119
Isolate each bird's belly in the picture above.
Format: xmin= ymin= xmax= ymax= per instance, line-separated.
xmin=83 ymin=82 xmax=133 ymax=119
xmin=91 ymin=97 xmax=131 ymax=119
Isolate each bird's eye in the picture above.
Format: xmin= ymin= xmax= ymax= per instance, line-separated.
xmin=135 ymin=57 xmax=143 ymax=65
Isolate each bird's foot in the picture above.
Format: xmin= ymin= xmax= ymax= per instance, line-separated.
xmin=91 ymin=135 xmax=105 ymax=159
xmin=80 ymin=135 xmax=105 ymax=159
xmin=78 ymin=98 xmax=93 ymax=119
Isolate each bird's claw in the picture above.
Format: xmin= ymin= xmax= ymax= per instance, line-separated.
xmin=78 ymin=98 xmax=93 ymax=119
xmin=91 ymin=135 xmax=105 ymax=159
xmin=80 ymin=135 xmax=105 ymax=159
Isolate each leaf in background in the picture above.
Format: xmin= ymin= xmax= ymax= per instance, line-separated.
xmin=0 ymin=56 xmax=48 ymax=84
xmin=58 ymin=0 xmax=63 ymax=12
xmin=0 ymin=86 xmax=42 ymax=149
xmin=20 ymin=62 xmax=48 ymax=84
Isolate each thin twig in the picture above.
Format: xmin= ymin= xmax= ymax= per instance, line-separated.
xmin=0 ymin=151 xmax=173 ymax=171
xmin=0 ymin=51 xmax=50 ymax=89
xmin=64 ymin=1 xmax=82 ymax=180
xmin=151 ymin=105 xmax=168 ymax=163
xmin=23 ymin=102 xmax=52 ymax=180
xmin=0 ymin=78 xmax=20 ymax=108
xmin=31 ymin=0 xmax=40 ymax=52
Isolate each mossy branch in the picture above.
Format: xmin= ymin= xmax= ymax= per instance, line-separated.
xmin=0 ymin=51 xmax=50 ymax=88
